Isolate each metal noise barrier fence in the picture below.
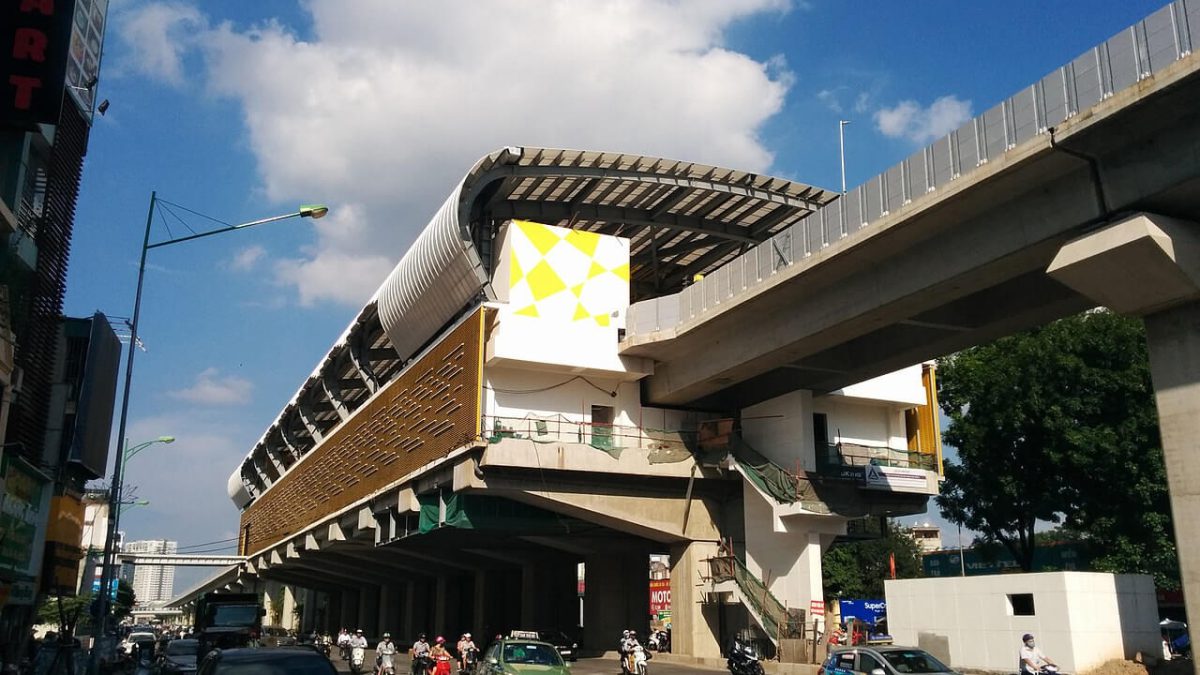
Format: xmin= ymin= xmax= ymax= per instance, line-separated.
xmin=627 ymin=0 xmax=1200 ymax=339
xmin=709 ymin=556 xmax=806 ymax=641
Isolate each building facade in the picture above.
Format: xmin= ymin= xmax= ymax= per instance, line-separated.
xmin=122 ymin=540 xmax=178 ymax=606
xmin=178 ymin=150 xmax=944 ymax=662
xmin=0 ymin=0 xmax=113 ymax=667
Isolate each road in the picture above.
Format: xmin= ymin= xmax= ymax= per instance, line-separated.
xmin=333 ymin=652 xmax=723 ymax=675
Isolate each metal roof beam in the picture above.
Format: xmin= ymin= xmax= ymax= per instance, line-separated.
xmin=489 ymin=202 xmax=760 ymax=244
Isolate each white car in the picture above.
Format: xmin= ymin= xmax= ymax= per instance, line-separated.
xmin=123 ymin=631 xmax=157 ymax=656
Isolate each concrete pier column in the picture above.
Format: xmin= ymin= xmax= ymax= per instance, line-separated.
xmin=1146 ymin=302 xmax=1200 ymax=629
xmin=282 ymin=584 xmax=298 ymax=631
xmin=380 ymin=584 xmax=401 ymax=636
xmin=402 ymin=581 xmax=416 ymax=638
xmin=434 ymin=576 xmax=449 ymax=638
xmin=341 ymin=590 xmax=361 ymax=631
xmin=359 ymin=585 xmax=381 ymax=636
xmin=1047 ymin=213 xmax=1200 ymax=634
xmin=583 ymin=549 xmax=649 ymax=647
xmin=473 ymin=571 xmax=488 ymax=635
xmin=669 ymin=541 xmax=722 ymax=659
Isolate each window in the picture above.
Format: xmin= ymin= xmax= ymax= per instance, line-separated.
xmin=836 ymin=653 xmax=856 ymax=671
xmin=857 ymin=653 xmax=886 ymax=673
xmin=880 ymin=649 xmax=951 ymax=674
xmin=1008 ymin=593 xmax=1035 ymax=616
xmin=813 ymin=413 xmax=832 ymax=465
xmin=591 ymin=405 xmax=614 ymax=449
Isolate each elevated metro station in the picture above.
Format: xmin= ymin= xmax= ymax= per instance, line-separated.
xmin=199 ymin=149 xmax=943 ymax=659
xmin=173 ymin=0 xmax=1200 ymax=662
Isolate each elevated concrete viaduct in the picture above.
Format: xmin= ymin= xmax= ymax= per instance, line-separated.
xmin=624 ymin=46 xmax=1200 ymax=408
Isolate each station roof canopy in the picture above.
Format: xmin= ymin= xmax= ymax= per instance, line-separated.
xmin=465 ymin=147 xmax=837 ymax=299
xmin=228 ymin=147 xmax=835 ymax=510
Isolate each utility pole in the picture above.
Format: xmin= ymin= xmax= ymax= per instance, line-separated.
xmin=839 ymin=120 xmax=850 ymax=194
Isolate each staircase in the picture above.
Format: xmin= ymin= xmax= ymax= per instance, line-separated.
xmin=706 ymin=555 xmax=804 ymax=647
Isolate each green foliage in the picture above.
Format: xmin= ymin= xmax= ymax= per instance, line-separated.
xmin=822 ymin=519 xmax=923 ymax=600
xmin=936 ymin=310 xmax=1179 ymax=587
xmin=36 ymin=593 xmax=93 ymax=630
xmin=115 ymin=579 xmax=136 ymax=621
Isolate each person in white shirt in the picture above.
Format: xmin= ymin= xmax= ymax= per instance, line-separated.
xmin=351 ymin=629 xmax=370 ymax=649
xmin=377 ymin=633 xmax=398 ymax=675
xmin=1019 ymin=633 xmax=1056 ymax=674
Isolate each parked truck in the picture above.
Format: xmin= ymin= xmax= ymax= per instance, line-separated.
xmin=194 ymin=592 xmax=264 ymax=655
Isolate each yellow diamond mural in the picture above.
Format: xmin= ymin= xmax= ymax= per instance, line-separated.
xmin=499 ymin=219 xmax=630 ymax=325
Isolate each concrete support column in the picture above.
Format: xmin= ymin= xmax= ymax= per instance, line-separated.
xmin=359 ymin=585 xmax=381 ymax=636
xmin=434 ymin=576 xmax=449 ymax=638
xmin=669 ymin=541 xmax=722 ymax=659
xmin=473 ymin=571 xmax=488 ymax=636
xmin=1146 ymin=301 xmax=1200 ymax=630
xmin=402 ymin=581 xmax=416 ymax=638
xmin=282 ymin=585 xmax=298 ymax=631
xmin=380 ymin=584 xmax=401 ymax=635
xmin=341 ymin=590 xmax=361 ymax=631
xmin=583 ymin=549 xmax=648 ymax=648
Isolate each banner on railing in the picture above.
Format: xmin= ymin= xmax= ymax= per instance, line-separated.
xmin=863 ymin=465 xmax=928 ymax=493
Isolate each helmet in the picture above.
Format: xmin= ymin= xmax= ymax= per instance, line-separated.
xmin=622 ymin=630 xmax=630 ymax=637
xmin=383 ymin=633 xmax=391 ymax=639
xmin=1022 ymin=634 xmax=1034 ymax=642
xmin=465 ymin=633 xmax=471 ymax=639
xmin=436 ymin=636 xmax=446 ymax=644
xmin=419 ymin=634 xmax=426 ymax=640
xmin=356 ymin=629 xmax=364 ymax=634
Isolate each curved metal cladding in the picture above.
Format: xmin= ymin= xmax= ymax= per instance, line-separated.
xmin=227 ymin=470 xmax=251 ymax=508
xmin=376 ymin=147 xmax=522 ymax=361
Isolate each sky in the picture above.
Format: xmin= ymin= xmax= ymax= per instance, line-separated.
xmin=63 ymin=0 xmax=1171 ymax=592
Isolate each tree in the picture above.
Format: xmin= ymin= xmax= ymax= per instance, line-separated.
xmin=114 ymin=579 xmax=136 ymax=621
xmin=822 ymin=519 xmax=923 ymax=600
xmin=936 ymin=310 xmax=1179 ymax=587
xmin=36 ymin=593 xmax=93 ymax=632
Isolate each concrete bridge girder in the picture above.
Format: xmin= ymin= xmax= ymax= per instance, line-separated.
xmin=475 ymin=473 xmax=723 ymax=544
xmin=631 ymin=53 xmax=1200 ymax=407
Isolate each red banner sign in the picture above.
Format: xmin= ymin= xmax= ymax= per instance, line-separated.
xmin=649 ymin=579 xmax=671 ymax=614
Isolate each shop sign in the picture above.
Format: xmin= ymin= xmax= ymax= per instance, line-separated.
xmin=649 ymin=579 xmax=671 ymax=614
xmin=0 ymin=0 xmax=77 ymax=126
xmin=863 ymin=465 xmax=927 ymax=493
xmin=0 ymin=454 xmax=49 ymax=576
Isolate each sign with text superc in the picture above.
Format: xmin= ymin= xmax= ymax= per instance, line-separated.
xmin=1 ymin=0 xmax=77 ymax=127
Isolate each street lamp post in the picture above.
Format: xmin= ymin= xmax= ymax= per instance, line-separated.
xmin=92 ymin=192 xmax=328 ymax=648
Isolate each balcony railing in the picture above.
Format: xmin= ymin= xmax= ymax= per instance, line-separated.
xmin=816 ymin=441 xmax=937 ymax=475
xmin=482 ymin=414 xmax=700 ymax=462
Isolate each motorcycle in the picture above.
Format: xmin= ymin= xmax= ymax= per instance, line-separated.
xmin=351 ymin=645 xmax=366 ymax=674
xmin=460 ymin=647 xmax=479 ymax=675
xmin=727 ymin=639 xmax=764 ymax=675
xmin=631 ymin=645 xmax=650 ymax=675
xmin=434 ymin=652 xmax=455 ymax=675
xmin=648 ymin=630 xmax=670 ymax=653
xmin=412 ymin=654 xmax=432 ymax=675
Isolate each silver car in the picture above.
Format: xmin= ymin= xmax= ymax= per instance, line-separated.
xmin=819 ymin=646 xmax=958 ymax=675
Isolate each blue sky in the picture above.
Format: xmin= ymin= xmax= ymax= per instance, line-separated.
xmin=64 ymin=0 xmax=1168 ymax=591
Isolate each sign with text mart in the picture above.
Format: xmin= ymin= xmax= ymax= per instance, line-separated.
xmin=863 ymin=465 xmax=928 ymax=493
xmin=1 ymin=0 xmax=77 ymax=127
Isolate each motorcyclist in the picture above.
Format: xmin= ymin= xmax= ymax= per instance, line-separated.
xmin=411 ymin=633 xmax=432 ymax=675
xmin=338 ymin=628 xmax=352 ymax=660
xmin=623 ymin=631 xmax=642 ymax=675
xmin=457 ymin=633 xmax=478 ymax=673
xmin=377 ymin=632 xmax=398 ymax=675
xmin=1019 ymin=633 xmax=1057 ymax=675
xmin=351 ymin=629 xmax=369 ymax=650
xmin=618 ymin=630 xmax=631 ymax=674
xmin=431 ymin=637 xmax=454 ymax=675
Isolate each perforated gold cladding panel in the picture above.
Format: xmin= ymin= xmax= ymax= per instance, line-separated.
xmin=239 ymin=310 xmax=484 ymax=555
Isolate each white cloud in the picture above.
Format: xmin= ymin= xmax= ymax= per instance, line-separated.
xmin=229 ymin=245 xmax=265 ymax=272
xmin=116 ymin=0 xmax=795 ymax=306
xmin=874 ymin=95 xmax=972 ymax=144
xmin=853 ymin=91 xmax=871 ymax=114
xmin=114 ymin=2 xmax=206 ymax=84
xmin=817 ymin=89 xmax=842 ymax=113
xmin=168 ymin=367 xmax=253 ymax=405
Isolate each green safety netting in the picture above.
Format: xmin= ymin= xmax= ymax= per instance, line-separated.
xmin=417 ymin=491 xmax=584 ymax=535
xmin=709 ymin=556 xmax=805 ymax=641
xmin=728 ymin=435 xmax=799 ymax=504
